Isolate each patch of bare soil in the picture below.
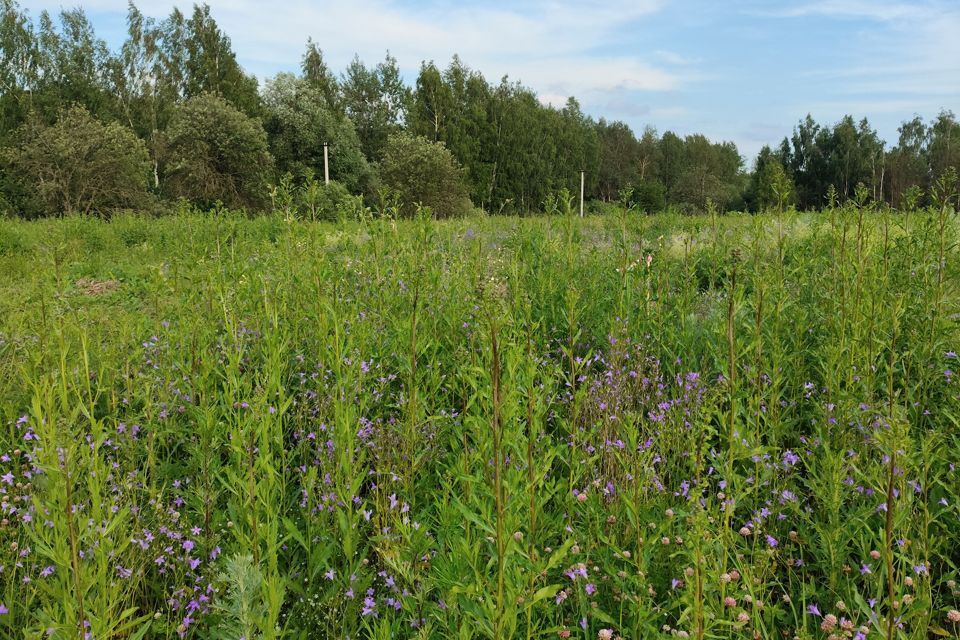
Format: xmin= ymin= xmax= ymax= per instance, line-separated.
xmin=75 ymin=277 xmax=120 ymax=296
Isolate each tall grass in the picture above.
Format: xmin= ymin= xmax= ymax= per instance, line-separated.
xmin=0 ymin=203 xmax=957 ymax=639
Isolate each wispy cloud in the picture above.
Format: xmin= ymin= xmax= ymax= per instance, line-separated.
xmin=29 ymin=0 xmax=682 ymax=98
xmin=653 ymin=50 xmax=700 ymax=66
xmin=768 ymin=0 xmax=931 ymax=21
xmin=765 ymin=0 xmax=959 ymax=122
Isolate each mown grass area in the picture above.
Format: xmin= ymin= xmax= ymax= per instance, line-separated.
xmin=0 ymin=207 xmax=958 ymax=639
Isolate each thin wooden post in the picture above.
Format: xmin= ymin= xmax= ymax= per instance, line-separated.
xmin=579 ymin=170 xmax=585 ymax=217
xmin=323 ymin=142 xmax=330 ymax=185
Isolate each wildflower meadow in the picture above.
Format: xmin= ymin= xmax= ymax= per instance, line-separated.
xmin=0 ymin=195 xmax=958 ymax=639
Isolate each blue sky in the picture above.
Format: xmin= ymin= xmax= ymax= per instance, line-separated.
xmin=23 ymin=0 xmax=960 ymax=164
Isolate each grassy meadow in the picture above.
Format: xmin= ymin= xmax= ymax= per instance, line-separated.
xmin=0 ymin=205 xmax=958 ymax=639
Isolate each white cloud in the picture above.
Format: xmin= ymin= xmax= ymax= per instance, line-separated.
xmin=538 ymin=93 xmax=569 ymax=108
xmin=803 ymin=98 xmax=950 ymax=116
xmin=768 ymin=0 xmax=960 ymax=115
xmin=769 ymin=0 xmax=930 ymax=21
xmin=653 ymin=49 xmax=699 ymax=65
xmin=27 ymin=0 xmax=682 ymax=97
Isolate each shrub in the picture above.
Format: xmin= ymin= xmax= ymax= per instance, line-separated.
xmin=1 ymin=106 xmax=150 ymax=217
xmin=262 ymin=74 xmax=371 ymax=194
xmin=631 ymin=180 xmax=667 ymax=214
xmin=163 ymin=93 xmax=274 ymax=210
xmin=586 ymin=200 xmax=621 ymax=217
xmin=298 ymin=177 xmax=352 ymax=221
xmin=112 ymin=214 xmax=153 ymax=247
xmin=379 ymin=133 xmax=471 ymax=218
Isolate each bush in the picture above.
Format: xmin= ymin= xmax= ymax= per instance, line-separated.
xmin=1 ymin=106 xmax=151 ymax=217
xmin=163 ymin=93 xmax=274 ymax=210
xmin=262 ymin=74 xmax=371 ymax=194
xmin=586 ymin=200 xmax=621 ymax=217
xmin=298 ymin=177 xmax=352 ymax=221
xmin=631 ymin=180 xmax=667 ymax=214
xmin=379 ymin=133 xmax=471 ymax=218
xmin=112 ymin=214 xmax=153 ymax=247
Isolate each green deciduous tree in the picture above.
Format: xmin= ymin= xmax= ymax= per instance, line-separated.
xmin=409 ymin=58 xmax=500 ymax=207
xmin=2 ymin=105 xmax=150 ymax=216
xmin=301 ymin=39 xmax=340 ymax=111
xmin=0 ymin=0 xmax=42 ymax=136
xmin=182 ymin=5 xmax=260 ymax=117
xmin=340 ymin=52 xmax=409 ymax=161
xmin=885 ymin=116 xmax=928 ymax=207
xmin=408 ymin=59 xmax=605 ymax=213
xmin=779 ymin=114 xmax=884 ymax=208
xmin=32 ymin=8 xmax=114 ymax=122
xmin=657 ymin=131 xmax=684 ymax=204
xmin=262 ymin=73 xmax=370 ymax=193
xmin=379 ymin=132 xmax=471 ymax=218
xmin=631 ymin=180 xmax=666 ymax=213
xmin=748 ymin=146 xmax=794 ymax=211
xmin=108 ymin=4 xmax=176 ymax=190
xmin=163 ymin=93 xmax=272 ymax=210
xmin=484 ymin=79 xmax=545 ymax=211
xmin=928 ymin=110 xmax=960 ymax=188
xmin=655 ymin=132 xmax=743 ymax=211
xmin=779 ymin=115 xmax=824 ymax=208
xmin=409 ymin=61 xmax=452 ymax=143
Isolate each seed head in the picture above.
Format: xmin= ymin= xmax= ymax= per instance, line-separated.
xmin=821 ymin=614 xmax=838 ymax=632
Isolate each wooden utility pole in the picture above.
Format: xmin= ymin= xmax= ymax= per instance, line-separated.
xmin=579 ymin=170 xmax=585 ymax=217
xmin=323 ymin=142 xmax=330 ymax=185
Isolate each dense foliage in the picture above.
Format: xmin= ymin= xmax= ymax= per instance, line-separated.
xmin=1 ymin=1 xmax=957 ymax=218
xmin=162 ymin=93 xmax=273 ymax=210
xmin=1 ymin=105 xmax=151 ymax=216
xmin=262 ymin=73 xmax=371 ymax=194
xmin=0 ymin=201 xmax=958 ymax=638
xmin=379 ymin=132 xmax=471 ymax=218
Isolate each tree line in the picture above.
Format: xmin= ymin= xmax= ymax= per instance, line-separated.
xmin=1 ymin=1 xmax=957 ymax=218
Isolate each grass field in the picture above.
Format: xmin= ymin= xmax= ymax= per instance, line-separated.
xmin=0 ymin=207 xmax=958 ymax=639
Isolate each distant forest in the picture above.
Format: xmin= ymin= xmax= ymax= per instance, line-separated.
xmin=1 ymin=1 xmax=958 ymax=217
